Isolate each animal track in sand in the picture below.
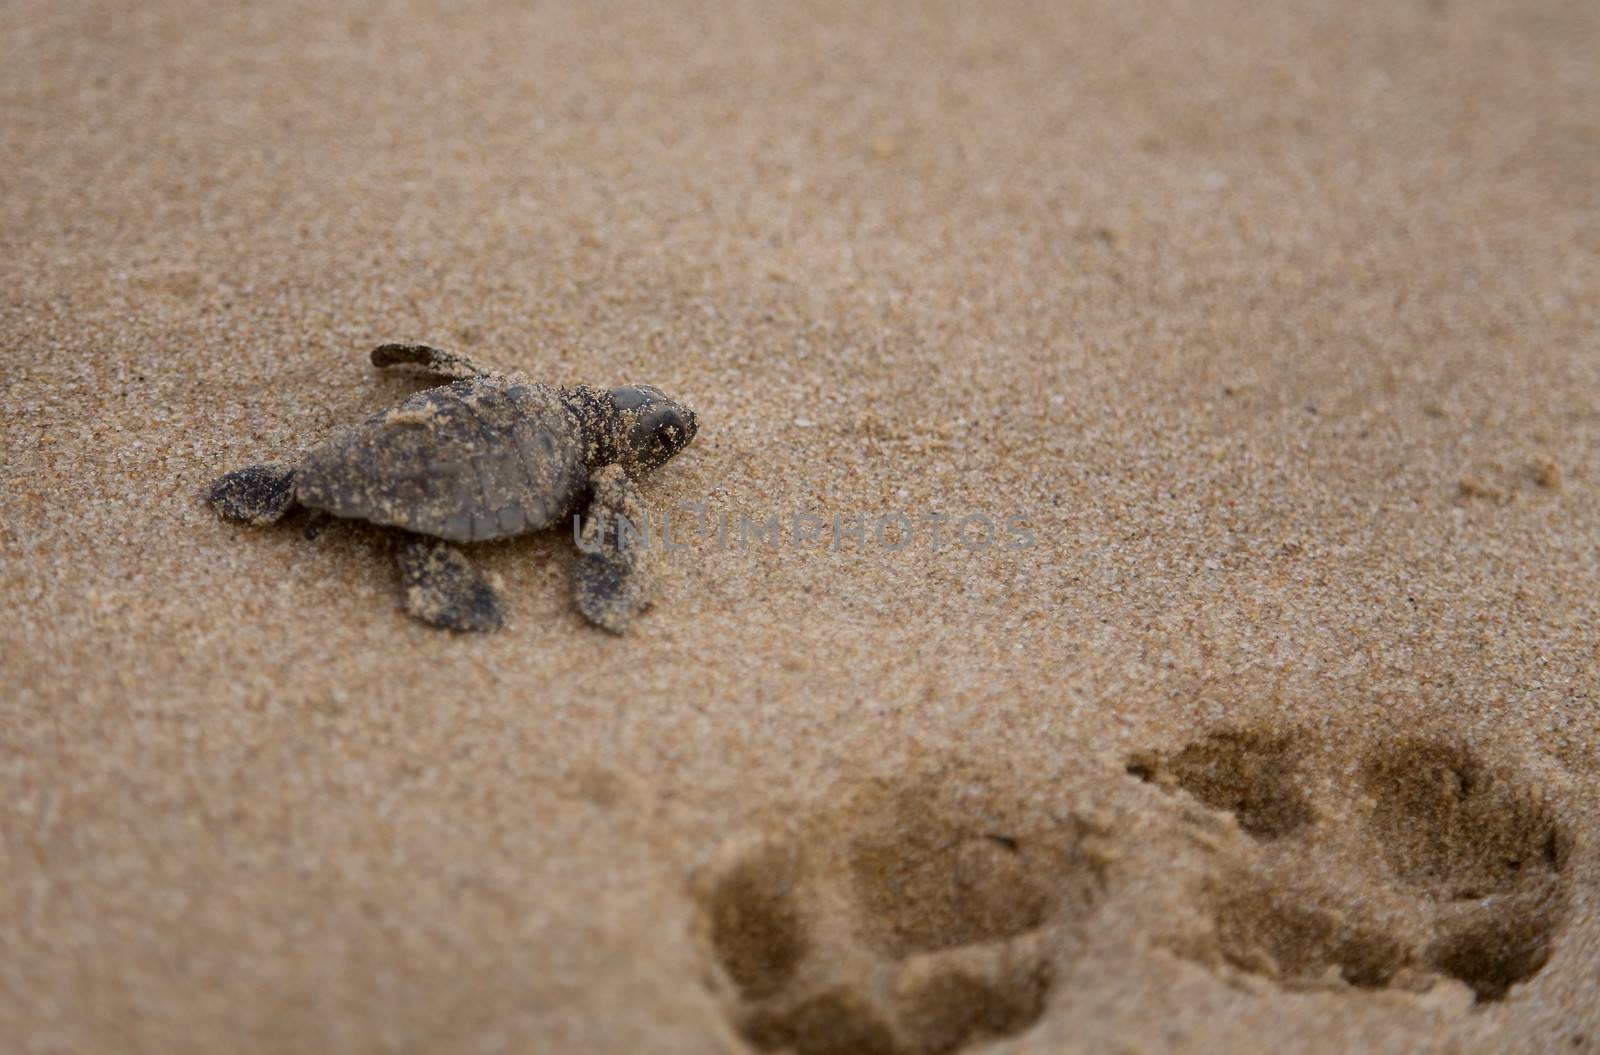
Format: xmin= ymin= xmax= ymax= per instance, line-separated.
xmin=1131 ymin=731 xmax=1573 ymax=1002
xmin=1126 ymin=729 xmax=1312 ymax=841
xmin=1360 ymin=739 xmax=1567 ymax=902
xmin=1361 ymin=739 xmax=1571 ymax=1000
xmin=709 ymin=850 xmax=811 ymax=1002
xmin=1207 ymin=870 xmax=1416 ymax=992
xmin=702 ymin=776 xmax=1104 ymax=1055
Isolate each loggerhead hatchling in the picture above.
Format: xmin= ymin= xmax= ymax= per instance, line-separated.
xmin=206 ymin=343 xmax=698 ymax=633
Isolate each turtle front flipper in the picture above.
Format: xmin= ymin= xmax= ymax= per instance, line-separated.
xmin=573 ymin=464 xmax=658 ymax=634
xmin=370 ymin=342 xmax=491 ymax=381
xmin=207 ymin=464 xmax=297 ymax=525
xmin=397 ymin=540 xmax=506 ymax=632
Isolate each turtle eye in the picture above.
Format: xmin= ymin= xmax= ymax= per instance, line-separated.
xmin=622 ymin=395 xmax=694 ymax=466
xmin=655 ymin=411 xmax=684 ymax=440
xmin=658 ymin=408 xmax=698 ymax=450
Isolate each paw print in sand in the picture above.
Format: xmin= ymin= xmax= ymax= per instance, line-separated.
xmin=701 ymin=773 xmax=1106 ymax=1054
xmin=1361 ymin=738 xmax=1571 ymax=1000
xmin=1130 ymin=730 xmax=1572 ymax=1002
xmin=1125 ymin=729 xmax=1311 ymax=842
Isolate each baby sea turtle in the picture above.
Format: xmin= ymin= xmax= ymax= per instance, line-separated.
xmin=206 ymin=343 xmax=698 ymax=633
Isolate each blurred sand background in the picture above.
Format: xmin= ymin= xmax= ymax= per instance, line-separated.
xmin=3 ymin=1 xmax=1598 ymax=1052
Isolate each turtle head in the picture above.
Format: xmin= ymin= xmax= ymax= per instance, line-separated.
xmin=600 ymin=384 xmax=698 ymax=473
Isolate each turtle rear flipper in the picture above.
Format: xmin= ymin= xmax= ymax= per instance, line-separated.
xmin=398 ymin=540 xmax=506 ymax=632
xmin=370 ymin=342 xmax=491 ymax=381
xmin=574 ymin=464 xmax=658 ymax=634
xmin=207 ymin=464 xmax=297 ymax=525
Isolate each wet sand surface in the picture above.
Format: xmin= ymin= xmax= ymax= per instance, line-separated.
xmin=3 ymin=2 xmax=1598 ymax=1052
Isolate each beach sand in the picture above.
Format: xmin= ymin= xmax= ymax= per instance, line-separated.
xmin=3 ymin=1 xmax=1597 ymax=1051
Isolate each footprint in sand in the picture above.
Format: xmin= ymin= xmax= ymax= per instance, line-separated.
xmin=1129 ymin=729 xmax=1573 ymax=1002
xmin=1125 ymin=729 xmax=1312 ymax=842
xmin=1361 ymin=738 xmax=1571 ymax=1000
xmin=700 ymin=773 xmax=1107 ymax=1055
